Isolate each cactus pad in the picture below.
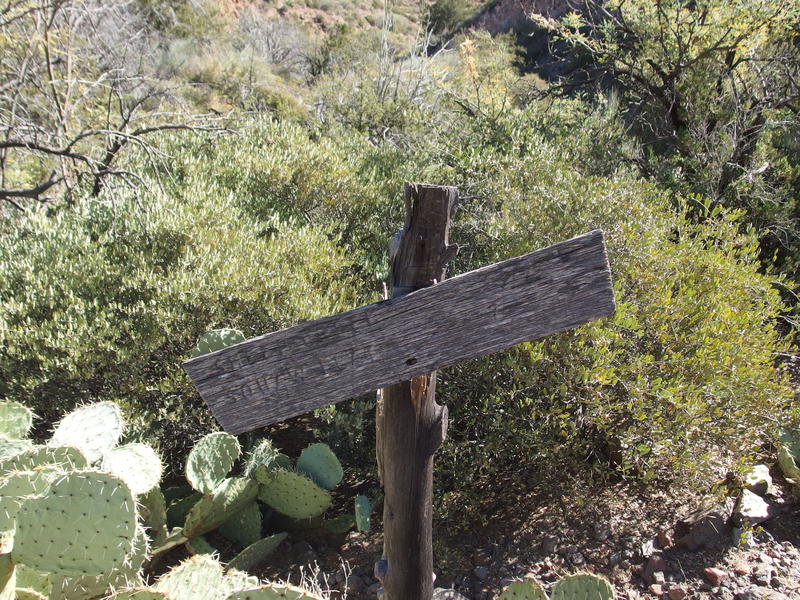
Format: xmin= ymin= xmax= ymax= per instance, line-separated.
xmin=778 ymin=428 xmax=800 ymax=484
xmin=154 ymin=555 xmax=227 ymax=600
xmin=187 ymin=536 xmax=218 ymax=556
xmin=0 ymin=437 xmax=32 ymax=462
xmin=497 ymin=580 xmax=549 ymax=600
xmin=167 ymin=491 xmax=202 ymax=528
xmin=15 ymin=589 xmax=47 ymax=600
xmin=355 ymin=495 xmax=371 ymax=532
xmin=49 ymin=402 xmax=124 ymax=463
xmin=0 ymin=553 xmax=13 ymax=600
xmin=190 ymin=329 xmax=246 ymax=358
xmin=219 ymin=501 xmax=262 ymax=547
xmin=551 ymin=574 xmax=614 ymax=600
xmin=107 ymin=590 xmax=169 ymax=599
xmin=243 ymin=439 xmax=282 ymax=478
xmin=0 ymin=401 xmax=33 ymax=439
xmin=102 ymin=443 xmax=163 ymax=495
xmin=14 ymin=564 xmax=51 ymax=598
xmin=224 ymin=583 xmax=325 ymax=599
xmin=2 ymin=445 xmax=88 ymax=472
xmin=141 ymin=487 xmax=168 ymax=547
xmin=154 ymin=555 xmax=258 ymax=600
xmin=183 ymin=477 xmax=259 ymax=539
xmin=0 ymin=470 xmax=52 ymax=539
xmin=187 ymin=432 xmax=241 ymax=494
xmin=295 ymin=443 xmax=343 ymax=491
xmin=227 ymin=532 xmax=287 ymax=572
xmin=323 ymin=513 xmax=355 ymax=534
xmin=255 ymin=466 xmax=331 ymax=520
xmin=13 ymin=471 xmax=137 ymax=576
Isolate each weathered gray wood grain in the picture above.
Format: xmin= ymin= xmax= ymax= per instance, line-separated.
xmin=182 ymin=229 xmax=616 ymax=434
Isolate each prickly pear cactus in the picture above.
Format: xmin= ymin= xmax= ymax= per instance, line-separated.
xmin=1 ymin=445 xmax=88 ymax=472
xmin=497 ymin=580 xmax=549 ymax=600
xmin=295 ymin=443 xmax=343 ymax=490
xmin=50 ymin=524 xmax=149 ymax=599
xmin=183 ymin=477 xmax=259 ymax=539
xmin=219 ymin=501 xmax=262 ymax=547
xmin=187 ymin=432 xmax=241 ymax=494
xmin=243 ymin=439 xmax=282 ymax=478
xmin=49 ymin=401 xmax=124 ymax=463
xmin=355 ymin=495 xmax=371 ymax=532
xmin=224 ymin=583 xmax=325 ymax=599
xmin=190 ymin=329 xmax=246 ymax=358
xmin=102 ymin=442 xmax=163 ymax=495
xmin=0 ymin=401 xmax=33 ymax=439
xmin=778 ymin=427 xmax=800 ymax=485
xmin=255 ymin=466 xmax=331 ymax=520
xmin=227 ymin=532 xmax=287 ymax=572
xmin=13 ymin=471 xmax=137 ymax=576
xmin=154 ymin=555 xmax=258 ymax=600
xmin=551 ymin=574 xmax=614 ymax=600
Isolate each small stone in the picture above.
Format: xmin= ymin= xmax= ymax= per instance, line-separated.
xmin=676 ymin=499 xmax=734 ymax=551
xmin=652 ymin=571 xmax=666 ymax=585
xmin=744 ymin=465 xmax=772 ymax=496
xmin=733 ymin=562 xmax=751 ymax=576
xmin=593 ymin=522 xmax=612 ymax=542
xmin=473 ymin=566 xmax=489 ymax=581
xmin=752 ymin=566 xmax=772 ymax=587
xmin=668 ymin=587 xmax=688 ymax=600
xmin=608 ymin=552 xmax=624 ymax=568
xmin=705 ymin=567 xmax=729 ymax=587
xmin=541 ymin=535 xmax=560 ymax=554
xmin=568 ymin=551 xmax=586 ymax=567
xmin=433 ymin=590 xmax=470 ymax=600
xmin=649 ymin=583 xmax=664 ymax=596
xmin=643 ymin=553 xmax=668 ymax=584
xmin=732 ymin=490 xmax=776 ymax=527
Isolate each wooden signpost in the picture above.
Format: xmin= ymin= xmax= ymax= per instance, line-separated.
xmin=183 ymin=183 xmax=615 ymax=600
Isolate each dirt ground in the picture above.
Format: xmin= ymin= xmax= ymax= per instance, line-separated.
xmin=253 ymin=468 xmax=800 ymax=600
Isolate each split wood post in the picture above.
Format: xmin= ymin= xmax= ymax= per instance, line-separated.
xmin=375 ymin=183 xmax=458 ymax=600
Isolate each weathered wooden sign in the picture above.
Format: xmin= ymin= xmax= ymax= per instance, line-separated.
xmin=183 ymin=229 xmax=615 ymax=435
xmin=183 ymin=183 xmax=616 ymax=600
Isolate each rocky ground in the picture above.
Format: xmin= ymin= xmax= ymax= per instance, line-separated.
xmin=256 ymin=463 xmax=800 ymax=600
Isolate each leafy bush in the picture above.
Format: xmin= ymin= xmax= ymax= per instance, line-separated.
xmin=0 ymin=184 xmax=357 ymax=462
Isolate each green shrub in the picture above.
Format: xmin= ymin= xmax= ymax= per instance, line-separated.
xmin=428 ymin=0 xmax=470 ymax=34
xmin=430 ymin=105 xmax=793 ymax=493
xmin=0 ymin=184 xmax=357 ymax=462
